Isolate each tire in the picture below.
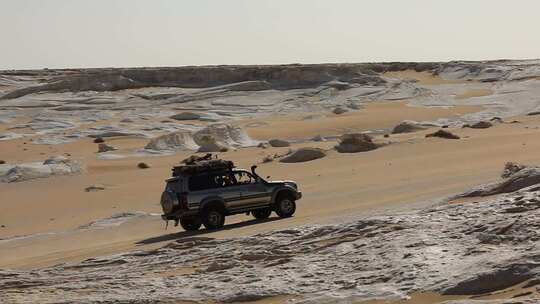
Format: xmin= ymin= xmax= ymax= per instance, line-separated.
xmin=274 ymin=193 xmax=296 ymax=218
xmin=201 ymin=205 xmax=226 ymax=230
xmin=180 ymin=216 xmax=202 ymax=231
xmin=252 ymin=208 xmax=272 ymax=219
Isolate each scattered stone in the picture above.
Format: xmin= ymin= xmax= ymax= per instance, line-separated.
xmin=384 ymin=134 xmax=390 ymax=138
xmin=88 ymin=131 xmax=147 ymax=139
xmin=490 ymin=117 xmax=504 ymax=123
xmin=527 ymin=111 xmax=540 ymax=116
xmin=97 ymin=143 xmax=117 ymax=153
xmin=464 ymin=121 xmax=493 ymax=129
xmin=325 ymin=80 xmax=352 ymax=90
xmin=425 ymin=129 xmax=460 ymax=139
xmin=391 ymin=120 xmax=428 ymax=134
xmin=268 ymin=139 xmax=290 ymax=147
xmin=346 ymin=102 xmax=362 ymax=110
xmin=0 ymin=160 xmax=5 ymax=164
xmin=257 ymin=142 xmax=269 ymax=149
xmin=332 ymin=107 xmax=348 ymax=115
xmin=0 ymin=225 xmax=4 ymax=228
xmin=335 ymin=133 xmax=378 ymax=153
xmin=43 ymin=155 xmax=69 ymax=165
xmin=280 ymin=148 xmax=326 ymax=163
xmin=85 ymin=184 xmax=106 ymax=192
xmin=312 ymin=135 xmax=326 ymax=142
xmin=170 ymin=112 xmax=201 ymax=121
xmin=137 ymin=162 xmax=151 ymax=169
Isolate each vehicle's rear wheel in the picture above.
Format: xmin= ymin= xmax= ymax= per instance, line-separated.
xmin=180 ymin=216 xmax=202 ymax=231
xmin=274 ymin=193 xmax=296 ymax=218
xmin=201 ymin=206 xmax=225 ymax=230
xmin=252 ymin=208 xmax=272 ymax=219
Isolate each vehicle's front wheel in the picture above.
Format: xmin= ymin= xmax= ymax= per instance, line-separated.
xmin=274 ymin=194 xmax=296 ymax=218
xmin=180 ymin=216 xmax=202 ymax=231
xmin=201 ymin=206 xmax=226 ymax=230
xmin=252 ymin=208 xmax=272 ymax=219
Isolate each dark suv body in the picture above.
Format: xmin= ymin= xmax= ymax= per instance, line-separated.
xmin=160 ymin=160 xmax=302 ymax=231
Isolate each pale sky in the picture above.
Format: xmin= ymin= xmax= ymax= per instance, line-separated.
xmin=1 ymin=0 xmax=539 ymax=70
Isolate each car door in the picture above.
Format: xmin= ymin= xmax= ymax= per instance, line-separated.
xmin=233 ymin=171 xmax=271 ymax=208
xmin=187 ymin=173 xmax=242 ymax=209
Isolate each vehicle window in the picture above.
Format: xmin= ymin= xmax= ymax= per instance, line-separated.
xmin=214 ymin=173 xmax=235 ymax=187
xmin=232 ymin=171 xmax=256 ymax=185
xmin=189 ymin=174 xmax=219 ymax=191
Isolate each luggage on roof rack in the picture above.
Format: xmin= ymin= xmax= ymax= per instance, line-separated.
xmin=172 ymin=159 xmax=235 ymax=177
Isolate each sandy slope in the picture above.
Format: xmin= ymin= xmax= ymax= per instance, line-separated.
xmin=3 ymin=111 xmax=540 ymax=271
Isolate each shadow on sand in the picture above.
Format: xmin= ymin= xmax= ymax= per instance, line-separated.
xmin=136 ymin=217 xmax=283 ymax=245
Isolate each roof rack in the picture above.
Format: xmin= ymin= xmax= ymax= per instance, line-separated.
xmin=172 ymin=155 xmax=235 ymax=177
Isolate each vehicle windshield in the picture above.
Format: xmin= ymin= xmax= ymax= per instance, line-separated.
xmin=188 ymin=170 xmax=265 ymax=191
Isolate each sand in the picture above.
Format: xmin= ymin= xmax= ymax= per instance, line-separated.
xmin=384 ymin=70 xmax=466 ymax=85
xmin=4 ymin=111 xmax=540 ymax=271
xmin=242 ymin=101 xmax=481 ymax=140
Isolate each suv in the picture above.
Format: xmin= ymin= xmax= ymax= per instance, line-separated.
xmin=160 ymin=158 xmax=302 ymax=231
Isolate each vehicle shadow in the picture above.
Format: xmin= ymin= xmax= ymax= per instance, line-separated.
xmin=136 ymin=217 xmax=283 ymax=245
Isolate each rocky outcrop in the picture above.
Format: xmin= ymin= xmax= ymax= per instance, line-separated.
xmin=195 ymin=135 xmax=229 ymax=152
xmin=442 ymin=264 xmax=534 ymax=295
xmin=1 ymin=156 xmax=83 ymax=183
xmin=335 ymin=133 xmax=378 ymax=153
xmin=460 ymin=165 xmax=540 ymax=197
xmin=193 ymin=124 xmax=256 ymax=149
xmin=143 ymin=124 xmax=255 ymax=152
xmin=0 ymin=62 xmax=439 ymax=100
xmin=502 ymin=162 xmax=527 ymax=179
xmin=279 ymin=148 xmax=326 ymax=163
xmin=144 ymin=131 xmax=198 ymax=151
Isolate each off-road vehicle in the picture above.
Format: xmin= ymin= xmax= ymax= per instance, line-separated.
xmin=160 ymin=156 xmax=302 ymax=231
